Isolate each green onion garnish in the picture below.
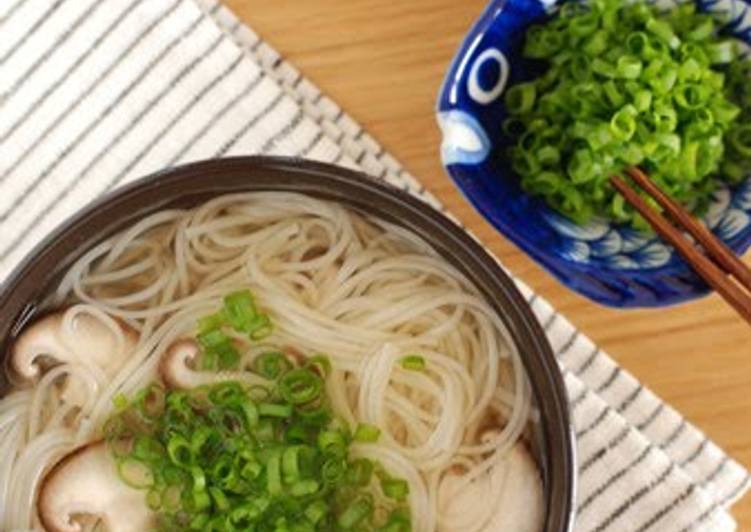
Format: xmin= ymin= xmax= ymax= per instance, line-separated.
xmin=354 ymin=423 xmax=381 ymax=443
xmin=104 ymin=299 xmax=412 ymax=531
xmin=382 ymin=478 xmax=410 ymax=502
xmin=197 ymin=289 xmax=274 ymax=371
xmin=254 ymin=351 xmax=293 ymax=379
xmin=279 ymin=368 xmax=323 ymax=405
xmin=337 ymin=495 xmax=374 ymax=529
xmin=400 ymin=355 xmax=426 ymax=371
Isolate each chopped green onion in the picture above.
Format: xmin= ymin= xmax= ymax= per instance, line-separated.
xmin=354 ymin=423 xmax=382 ymax=443
xmin=570 ymin=54 xmax=592 ymax=81
xmin=322 ymin=458 xmax=347 ymax=484
xmin=146 ymin=489 xmax=162 ymax=511
xmin=583 ymin=30 xmax=609 ymax=57
xmin=381 ymin=509 xmax=412 ymax=532
xmin=197 ymin=329 xmax=239 ymax=371
xmin=523 ymin=26 xmax=564 ymax=59
xmin=644 ymin=59 xmax=677 ymax=94
xmin=678 ymin=57 xmax=702 ymax=82
xmin=247 ymin=314 xmax=272 ymax=340
xmin=195 ymin=290 xmax=275 ymax=370
xmin=259 ymin=402 xmax=293 ymax=418
xmin=117 ymin=458 xmax=154 ymax=489
xmin=674 ymin=84 xmax=707 ymax=110
xmin=680 ymin=42 xmax=709 ymax=65
xmin=347 ymin=458 xmax=375 ymax=486
xmin=399 ymin=355 xmax=426 ymax=371
xmin=113 ymin=393 xmax=128 ymax=411
xmin=318 ymin=430 xmax=347 ymax=456
xmin=626 ymin=31 xmax=649 ymax=56
xmin=591 ymin=58 xmax=615 ymax=78
xmin=217 ymin=343 xmax=241 ymax=370
xmin=686 ymin=16 xmax=714 ymax=42
xmin=603 ymin=80 xmax=625 ymax=107
xmin=537 ymin=145 xmax=561 ymax=166
xmin=133 ymin=436 xmax=164 ymax=462
xmin=722 ymin=159 xmax=747 ymax=184
xmin=282 ymin=445 xmax=303 ymax=483
xmin=279 ymin=368 xmax=323 ymax=405
xmin=209 ymin=486 xmax=230 ymax=512
xmin=646 ymin=17 xmax=681 ymax=49
xmin=191 ymin=489 xmax=210 ymax=511
xmin=241 ymin=401 xmax=259 ymax=428
xmin=337 ymin=495 xmax=374 ymax=529
xmin=505 ymin=83 xmax=536 ymax=115
xmin=190 ymin=465 xmax=206 ymax=492
xmin=586 ymin=124 xmax=614 ymax=151
xmin=382 ymin=478 xmax=410 ymax=502
xmin=223 ymin=290 xmax=258 ymax=331
xmin=616 ymin=55 xmax=643 ymax=79
xmin=197 ymin=312 xmax=226 ymax=335
xmin=197 ymin=328 xmax=229 ymax=349
xmin=255 ymin=418 xmax=275 ymax=442
xmin=711 ymin=99 xmax=741 ymax=126
xmin=567 ymin=149 xmax=597 ymax=184
xmin=504 ymin=0 xmax=751 ymax=229
xmin=240 ymin=460 xmax=262 ymax=482
xmin=633 ymin=90 xmax=652 ymax=113
xmin=167 ymin=435 xmax=192 ymax=467
xmin=266 ymin=450 xmax=283 ymax=496
xmin=254 ymin=351 xmax=293 ymax=379
xmin=616 ymin=144 xmax=645 ymax=166
xmin=290 ymin=479 xmax=319 ymax=496
xmin=569 ymin=11 xmax=599 ymax=38
xmin=522 ymin=171 xmax=562 ymax=196
xmin=305 ymin=500 xmax=329 ymax=524
xmin=305 ymin=355 xmax=332 ymax=377
xmin=730 ymin=125 xmax=751 ymax=158
xmin=208 ymin=381 xmax=244 ymax=406
xmin=706 ymin=41 xmax=735 ymax=64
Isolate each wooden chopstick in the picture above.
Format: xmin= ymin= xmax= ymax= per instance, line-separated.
xmin=610 ymin=170 xmax=751 ymax=325
xmin=625 ymin=166 xmax=751 ymax=292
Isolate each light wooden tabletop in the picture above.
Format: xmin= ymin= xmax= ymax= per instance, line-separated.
xmin=226 ymin=0 xmax=751 ymax=525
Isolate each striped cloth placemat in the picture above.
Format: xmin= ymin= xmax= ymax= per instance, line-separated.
xmin=0 ymin=0 xmax=748 ymax=530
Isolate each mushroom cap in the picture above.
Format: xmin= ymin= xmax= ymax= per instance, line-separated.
xmin=438 ymin=442 xmax=544 ymax=532
xmin=158 ymin=340 xmax=201 ymax=389
xmin=10 ymin=309 xmax=137 ymax=384
xmin=38 ymin=442 xmax=154 ymax=532
xmin=11 ymin=313 xmax=68 ymax=381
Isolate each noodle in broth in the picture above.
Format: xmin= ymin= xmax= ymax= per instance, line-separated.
xmin=0 ymin=192 xmax=534 ymax=531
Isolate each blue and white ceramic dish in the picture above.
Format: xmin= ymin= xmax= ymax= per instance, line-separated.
xmin=437 ymin=0 xmax=751 ymax=307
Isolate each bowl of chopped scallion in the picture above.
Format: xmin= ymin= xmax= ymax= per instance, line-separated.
xmin=437 ymin=0 xmax=751 ymax=307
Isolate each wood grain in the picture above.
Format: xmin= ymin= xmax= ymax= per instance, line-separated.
xmin=224 ymin=0 xmax=751 ymax=525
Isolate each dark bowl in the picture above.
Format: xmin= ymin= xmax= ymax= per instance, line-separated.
xmin=0 ymin=157 xmax=575 ymax=531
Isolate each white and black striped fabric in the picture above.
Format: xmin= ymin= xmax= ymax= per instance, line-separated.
xmin=0 ymin=1 xmax=748 ymax=530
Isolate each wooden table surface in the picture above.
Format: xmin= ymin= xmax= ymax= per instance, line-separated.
xmin=226 ymin=0 xmax=751 ymax=525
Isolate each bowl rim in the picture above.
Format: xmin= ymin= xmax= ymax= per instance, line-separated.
xmin=0 ymin=156 xmax=576 ymax=531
